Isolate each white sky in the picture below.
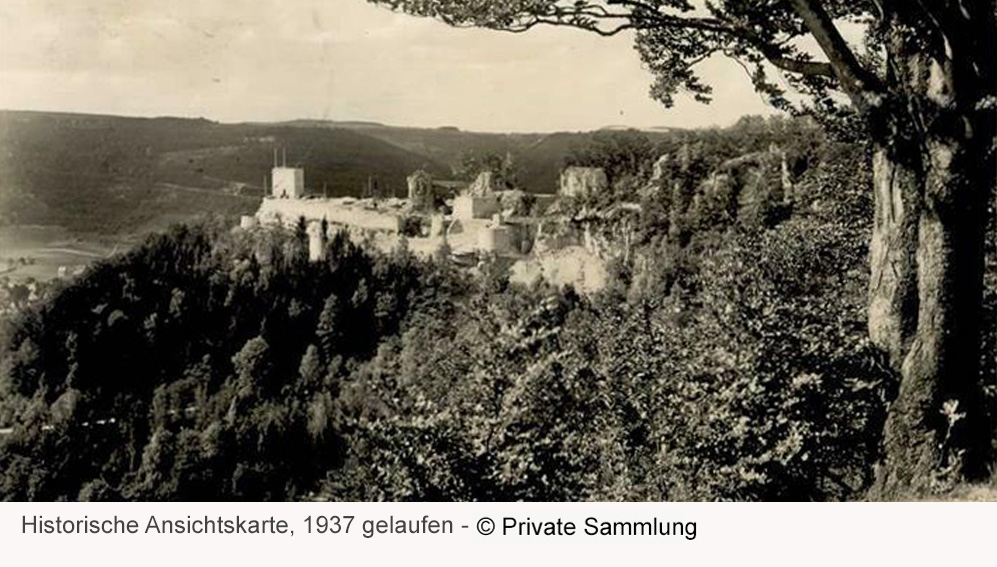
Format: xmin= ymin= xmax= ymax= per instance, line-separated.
xmin=0 ymin=0 xmax=782 ymax=132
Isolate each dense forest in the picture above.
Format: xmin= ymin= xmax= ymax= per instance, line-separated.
xmin=0 ymin=117 xmax=993 ymax=501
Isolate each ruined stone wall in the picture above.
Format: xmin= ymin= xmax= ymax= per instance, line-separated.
xmin=453 ymin=194 xmax=500 ymax=220
xmin=478 ymin=224 xmax=519 ymax=254
xmin=256 ymin=198 xmax=404 ymax=233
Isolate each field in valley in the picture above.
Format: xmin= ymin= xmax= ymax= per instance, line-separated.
xmin=0 ymin=225 xmax=121 ymax=281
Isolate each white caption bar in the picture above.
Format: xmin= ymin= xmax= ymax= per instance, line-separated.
xmin=1 ymin=502 xmax=993 ymax=566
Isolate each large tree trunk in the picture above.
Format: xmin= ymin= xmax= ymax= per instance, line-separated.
xmin=868 ymin=144 xmax=920 ymax=366
xmin=786 ymin=0 xmax=995 ymax=499
xmin=872 ymin=134 xmax=990 ymax=496
xmin=868 ymin=38 xmax=995 ymax=495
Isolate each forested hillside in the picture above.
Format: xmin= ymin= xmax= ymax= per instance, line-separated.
xmin=0 ymin=117 xmax=992 ymax=501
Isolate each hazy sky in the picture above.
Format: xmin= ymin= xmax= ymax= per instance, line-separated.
xmin=0 ymin=0 xmax=783 ymax=132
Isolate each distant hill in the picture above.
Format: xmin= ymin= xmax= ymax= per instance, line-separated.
xmin=0 ymin=111 xmax=450 ymax=235
xmin=0 ymin=110 xmax=685 ymax=238
xmin=598 ymin=125 xmax=683 ymax=133
xmin=273 ymin=120 xmax=683 ymax=194
xmin=274 ymin=119 xmax=551 ymax=189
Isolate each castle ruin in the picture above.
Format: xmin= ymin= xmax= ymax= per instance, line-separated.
xmin=243 ymin=154 xmax=615 ymax=293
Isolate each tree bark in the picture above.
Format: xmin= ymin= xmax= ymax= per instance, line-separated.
xmin=868 ymin=145 xmax=920 ymax=365
xmin=868 ymin=32 xmax=995 ymax=495
xmin=872 ymin=134 xmax=990 ymax=496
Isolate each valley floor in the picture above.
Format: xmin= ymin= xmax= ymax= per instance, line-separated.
xmin=0 ymin=225 xmax=124 ymax=281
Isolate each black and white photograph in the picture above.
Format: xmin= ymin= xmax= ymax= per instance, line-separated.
xmin=0 ymin=0 xmax=995 ymax=504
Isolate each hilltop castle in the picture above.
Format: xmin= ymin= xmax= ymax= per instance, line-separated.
xmin=240 ymin=151 xmax=617 ymax=294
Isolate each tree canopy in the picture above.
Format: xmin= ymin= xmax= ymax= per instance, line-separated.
xmin=370 ymin=1 xmax=995 ymax=122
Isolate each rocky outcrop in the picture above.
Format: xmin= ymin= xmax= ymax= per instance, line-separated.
xmin=559 ymin=167 xmax=608 ymax=198
xmin=510 ymin=246 xmax=609 ymax=295
xmin=650 ymin=154 xmax=670 ymax=183
xmin=468 ymin=171 xmax=502 ymax=196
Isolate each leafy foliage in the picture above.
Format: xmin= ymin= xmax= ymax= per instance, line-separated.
xmin=326 ymin=120 xmax=898 ymax=501
xmin=0 ymin=220 xmax=460 ymax=500
xmin=5 ymin=118 xmax=980 ymax=502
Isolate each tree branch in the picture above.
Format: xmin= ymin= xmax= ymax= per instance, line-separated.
xmin=767 ymin=56 xmax=836 ymax=78
xmin=381 ymin=1 xmax=868 ymax=99
xmin=787 ymin=0 xmax=885 ymax=108
xmin=496 ymin=17 xmax=635 ymax=37
xmin=606 ymin=1 xmax=841 ymax=81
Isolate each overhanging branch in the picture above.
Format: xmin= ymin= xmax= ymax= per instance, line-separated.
xmin=395 ymin=1 xmax=861 ymax=93
xmin=787 ymin=0 xmax=885 ymax=108
xmin=767 ymin=56 xmax=836 ymax=78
